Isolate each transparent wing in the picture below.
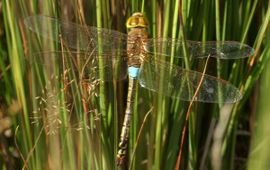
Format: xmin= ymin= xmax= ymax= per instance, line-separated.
xmin=138 ymin=58 xmax=242 ymax=103
xmin=29 ymin=51 xmax=127 ymax=82
xmin=24 ymin=15 xmax=128 ymax=54
xmin=146 ymin=38 xmax=254 ymax=59
xmin=24 ymin=16 xmax=254 ymax=59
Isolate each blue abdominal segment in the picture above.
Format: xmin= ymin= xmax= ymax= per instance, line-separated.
xmin=128 ymin=66 xmax=140 ymax=79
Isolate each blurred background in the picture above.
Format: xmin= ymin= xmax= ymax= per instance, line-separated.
xmin=0 ymin=0 xmax=270 ymax=170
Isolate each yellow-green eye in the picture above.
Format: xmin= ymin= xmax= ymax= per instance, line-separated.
xmin=126 ymin=12 xmax=148 ymax=28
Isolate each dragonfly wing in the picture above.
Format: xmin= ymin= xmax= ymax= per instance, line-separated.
xmin=146 ymin=39 xmax=254 ymax=59
xmin=24 ymin=15 xmax=128 ymax=54
xmin=29 ymin=51 xmax=127 ymax=82
xmin=138 ymin=59 xmax=242 ymax=103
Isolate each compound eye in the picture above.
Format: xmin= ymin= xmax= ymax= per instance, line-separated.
xmin=130 ymin=18 xmax=140 ymax=26
xmin=126 ymin=12 xmax=148 ymax=28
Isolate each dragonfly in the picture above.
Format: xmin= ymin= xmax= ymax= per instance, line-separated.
xmin=24 ymin=12 xmax=254 ymax=166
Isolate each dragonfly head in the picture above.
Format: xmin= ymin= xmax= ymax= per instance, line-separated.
xmin=126 ymin=12 xmax=149 ymax=29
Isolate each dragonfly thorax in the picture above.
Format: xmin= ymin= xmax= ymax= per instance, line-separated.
xmin=126 ymin=12 xmax=149 ymax=67
xmin=127 ymin=27 xmax=148 ymax=67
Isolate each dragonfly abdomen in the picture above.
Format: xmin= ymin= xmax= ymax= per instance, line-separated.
xmin=117 ymin=76 xmax=137 ymax=165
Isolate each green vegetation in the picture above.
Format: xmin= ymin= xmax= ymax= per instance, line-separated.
xmin=0 ymin=0 xmax=269 ymax=170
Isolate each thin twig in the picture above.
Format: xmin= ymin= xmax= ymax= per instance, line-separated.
xmin=129 ymin=106 xmax=153 ymax=170
xmin=0 ymin=65 xmax=11 ymax=79
xmin=175 ymin=55 xmax=210 ymax=170
xmin=22 ymin=125 xmax=45 ymax=170
xmin=14 ymin=126 xmax=29 ymax=170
